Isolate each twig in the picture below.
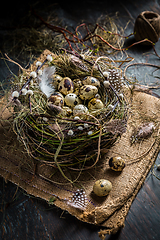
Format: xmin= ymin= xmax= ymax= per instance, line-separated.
xmin=0 ymin=57 xmax=48 ymax=118
xmin=28 ymin=95 xmax=32 ymax=113
xmin=4 ymin=53 xmax=27 ymax=72
xmin=32 ymin=9 xmax=160 ymax=58
xmin=53 ymin=121 xmax=73 ymax=183
xmin=124 ymin=62 xmax=160 ymax=81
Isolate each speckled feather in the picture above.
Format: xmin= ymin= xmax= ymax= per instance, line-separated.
xmin=108 ymin=69 xmax=123 ymax=92
xmin=131 ymin=122 xmax=155 ymax=143
xmin=67 ymin=189 xmax=88 ymax=210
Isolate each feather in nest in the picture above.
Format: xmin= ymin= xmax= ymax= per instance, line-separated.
xmin=39 ymin=66 xmax=56 ymax=98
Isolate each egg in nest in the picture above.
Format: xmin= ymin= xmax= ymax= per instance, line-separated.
xmin=58 ymin=77 xmax=74 ymax=95
xmin=82 ymin=76 xmax=100 ymax=88
xmin=51 ymin=74 xmax=63 ymax=88
xmin=72 ymin=79 xmax=82 ymax=88
xmin=48 ymin=93 xmax=64 ymax=107
xmin=79 ymin=85 xmax=98 ymax=100
xmin=65 ymin=93 xmax=81 ymax=108
xmin=88 ymin=98 xmax=104 ymax=110
xmin=73 ymin=104 xmax=88 ymax=116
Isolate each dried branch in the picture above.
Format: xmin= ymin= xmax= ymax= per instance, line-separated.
xmin=32 ymin=9 xmax=160 ymax=59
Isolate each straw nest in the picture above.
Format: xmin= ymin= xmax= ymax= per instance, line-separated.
xmin=9 ymin=51 xmax=128 ymax=180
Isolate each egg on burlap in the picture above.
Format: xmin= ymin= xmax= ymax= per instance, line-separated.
xmin=93 ymin=179 xmax=112 ymax=197
xmin=109 ymin=157 xmax=125 ymax=171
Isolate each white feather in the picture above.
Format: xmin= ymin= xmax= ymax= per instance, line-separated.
xmin=39 ymin=66 xmax=56 ymax=98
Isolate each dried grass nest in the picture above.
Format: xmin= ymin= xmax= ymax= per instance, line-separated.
xmin=8 ymin=51 xmax=129 ymax=178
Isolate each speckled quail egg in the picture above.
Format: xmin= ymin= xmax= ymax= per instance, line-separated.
xmin=73 ymin=104 xmax=88 ymax=116
xmin=79 ymin=85 xmax=98 ymax=100
xmin=58 ymin=77 xmax=74 ymax=95
xmin=109 ymin=157 xmax=125 ymax=171
xmin=82 ymin=76 xmax=100 ymax=87
xmin=48 ymin=93 xmax=64 ymax=107
xmin=51 ymin=91 xmax=64 ymax=98
xmin=93 ymin=179 xmax=112 ymax=197
xmin=73 ymin=79 xmax=82 ymax=88
xmin=88 ymin=98 xmax=104 ymax=110
xmin=74 ymin=88 xmax=80 ymax=96
xmin=51 ymin=74 xmax=63 ymax=88
xmin=64 ymin=93 xmax=81 ymax=108
xmin=61 ymin=106 xmax=72 ymax=117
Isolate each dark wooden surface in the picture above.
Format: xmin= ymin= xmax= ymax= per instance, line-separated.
xmin=0 ymin=0 xmax=160 ymax=239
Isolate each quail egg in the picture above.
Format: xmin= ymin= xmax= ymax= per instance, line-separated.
xmin=65 ymin=93 xmax=81 ymax=108
xmin=73 ymin=79 xmax=82 ymax=88
xmin=88 ymin=98 xmax=104 ymax=110
xmin=73 ymin=104 xmax=88 ymax=116
xmin=74 ymin=88 xmax=80 ymax=96
xmin=51 ymin=74 xmax=63 ymax=88
xmin=79 ymin=85 xmax=98 ymax=100
xmin=51 ymin=91 xmax=64 ymax=98
xmin=58 ymin=77 xmax=74 ymax=95
xmin=109 ymin=157 xmax=125 ymax=171
xmin=48 ymin=93 xmax=64 ymax=107
xmin=82 ymin=76 xmax=100 ymax=87
xmin=93 ymin=179 xmax=112 ymax=197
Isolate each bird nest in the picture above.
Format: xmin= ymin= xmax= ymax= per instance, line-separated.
xmin=9 ymin=50 xmax=128 ymax=180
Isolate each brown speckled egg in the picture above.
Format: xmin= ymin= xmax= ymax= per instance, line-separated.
xmin=109 ymin=157 xmax=125 ymax=171
xmin=79 ymin=85 xmax=98 ymax=100
xmin=82 ymin=76 xmax=100 ymax=87
xmin=88 ymin=98 xmax=104 ymax=110
xmin=48 ymin=93 xmax=64 ymax=107
xmin=74 ymin=88 xmax=80 ymax=96
xmin=65 ymin=93 xmax=81 ymax=108
xmin=73 ymin=79 xmax=82 ymax=88
xmin=51 ymin=74 xmax=63 ymax=89
xmin=93 ymin=179 xmax=112 ymax=197
xmin=58 ymin=77 xmax=74 ymax=95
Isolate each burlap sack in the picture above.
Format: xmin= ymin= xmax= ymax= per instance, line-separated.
xmin=0 ymin=50 xmax=159 ymax=239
